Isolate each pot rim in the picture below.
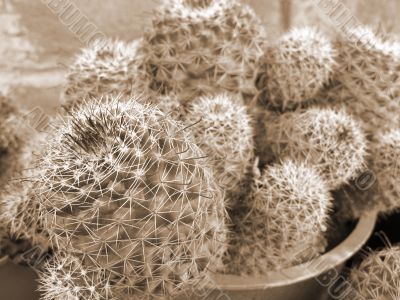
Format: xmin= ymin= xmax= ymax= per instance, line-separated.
xmin=210 ymin=211 xmax=377 ymax=290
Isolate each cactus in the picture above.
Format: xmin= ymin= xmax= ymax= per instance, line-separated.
xmin=62 ymin=39 xmax=149 ymax=111
xmin=141 ymin=0 xmax=266 ymax=105
xmin=185 ymin=94 xmax=254 ymax=204
xmin=0 ymin=94 xmax=51 ymax=265
xmin=36 ymin=96 xmax=227 ymax=299
xmin=264 ymin=107 xmax=367 ymax=190
xmin=335 ymin=26 xmax=400 ymax=132
xmin=346 ymin=246 xmax=400 ymax=300
xmin=335 ymin=129 xmax=400 ymax=221
xmin=256 ymin=27 xmax=336 ymax=110
xmin=230 ymin=160 xmax=331 ymax=275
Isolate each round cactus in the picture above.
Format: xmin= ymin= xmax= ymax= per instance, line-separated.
xmin=141 ymin=0 xmax=266 ymax=104
xmin=336 ymin=26 xmax=400 ymax=132
xmin=264 ymin=107 xmax=367 ymax=190
xmin=346 ymin=246 xmax=400 ymax=300
xmin=230 ymin=160 xmax=331 ymax=275
xmin=185 ymin=94 xmax=254 ymax=204
xmin=36 ymin=96 xmax=227 ymax=299
xmin=62 ymin=39 xmax=149 ymax=111
xmin=256 ymin=27 xmax=336 ymax=110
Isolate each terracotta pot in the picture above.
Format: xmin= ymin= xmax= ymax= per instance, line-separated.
xmin=175 ymin=211 xmax=377 ymax=300
xmin=0 ymin=212 xmax=376 ymax=300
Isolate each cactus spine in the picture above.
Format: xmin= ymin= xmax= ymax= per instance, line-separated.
xmin=36 ymin=96 xmax=227 ymax=299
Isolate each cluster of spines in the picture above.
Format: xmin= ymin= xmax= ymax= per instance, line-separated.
xmin=36 ymin=96 xmax=227 ymax=299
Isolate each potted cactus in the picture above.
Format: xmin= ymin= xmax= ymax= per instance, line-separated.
xmin=2 ymin=1 xmax=400 ymax=300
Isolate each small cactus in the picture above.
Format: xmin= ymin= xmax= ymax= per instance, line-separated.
xmin=336 ymin=26 xmax=400 ymax=132
xmin=141 ymin=0 xmax=266 ymax=104
xmin=256 ymin=27 xmax=336 ymax=110
xmin=230 ymin=160 xmax=331 ymax=275
xmin=185 ymin=94 xmax=254 ymax=204
xmin=334 ymin=129 xmax=400 ymax=221
xmin=62 ymin=39 xmax=149 ymax=111
xmin=346 ymin=246 xmax=400 ymax=300
xmin=36 ymin=96 xmax=227 ymax=299
xmin=264 ymin=107 xmax=367 ymax=190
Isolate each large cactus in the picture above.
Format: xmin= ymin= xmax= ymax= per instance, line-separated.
xmin=62 ymin=39 xmax=149 ymax=111
xmin=230 ymin=160 xmax=332 ymax=275
xmin=141 ymin=0 xmax=266 ymax=105
xmin=185 ymin=94 xmax=254 ymax=204
xmin=264 ymin=107 xmax=367 ymax=190
xmin=36 ymin=96 xmax=227 ymax=299
xmin=346 ymin=246 xmax=400 ymax=300
xmin=256 ymin=27 xmax=336 ymax=110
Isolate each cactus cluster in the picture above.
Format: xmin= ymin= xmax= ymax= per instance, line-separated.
xmin=230 ymin=160 xmax=331 ymax=275
xmin=346 ymin=246 xmax=400 ymax=300
xmin=36 ymin=97 xmax=227 ymax=299
xmin=140 ymin=0 xmax=266 ymax=104
xmin=264 ymin=108 xmax=367 ymax=190
xmin=256 ymin=27 xmax=336 ymax=110
xmin=185 ymin=94 xmax=254 ymax=204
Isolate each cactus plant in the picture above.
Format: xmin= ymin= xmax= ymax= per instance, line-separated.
xmin=264 ymin=107 xmax=367 ymax=190
xmin=62 ymin=39 xmax=149 ymax=111
xmin=230 ymin=160 xmax=331 ymax=275
xmin=335 ymin=129 xmax=400 ymax=220
xmin=256 ymin=27 xmax=336 ymax=110
xmin=185 ymin=94 xmax=254 ymax=204
xmin=335 ymin=26 xmax=400 ymax=132
xmin=141 ymin=0 xmax=266 ymax=105
xmin=36 ymin=96 xmax=227 ymax=299
xmin=346 ymin=246 xmax=400 ymax=300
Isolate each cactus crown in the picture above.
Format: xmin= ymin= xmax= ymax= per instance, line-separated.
xmin=37 ymin=96 xmax=226 ymax=299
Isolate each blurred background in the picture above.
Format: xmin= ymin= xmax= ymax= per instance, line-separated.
xmin=0 ymin=0 xmax=399 ymax=114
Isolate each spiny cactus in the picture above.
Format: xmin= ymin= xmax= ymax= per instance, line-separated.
xmin=346 ymin=246 xmax=400 ymax=300
xmin=256 ymin=27 xmax=336 ymax=110
xmin=62 ymin=39 xmax=149 ymax=111
xmin=264 ymin=107 xmax=367 ymax=190
xmin=141 ymin=0 xmax=266 ymax=105
xmin=230 ymin=160 xmax=331 ymax=275
xmin=336 ymin=26 xmax=400 ymax=131
xmin=36 ymin=96 xmax=227 ymax=299
xmin=185 ymin=94 xmax=254 ymax=204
